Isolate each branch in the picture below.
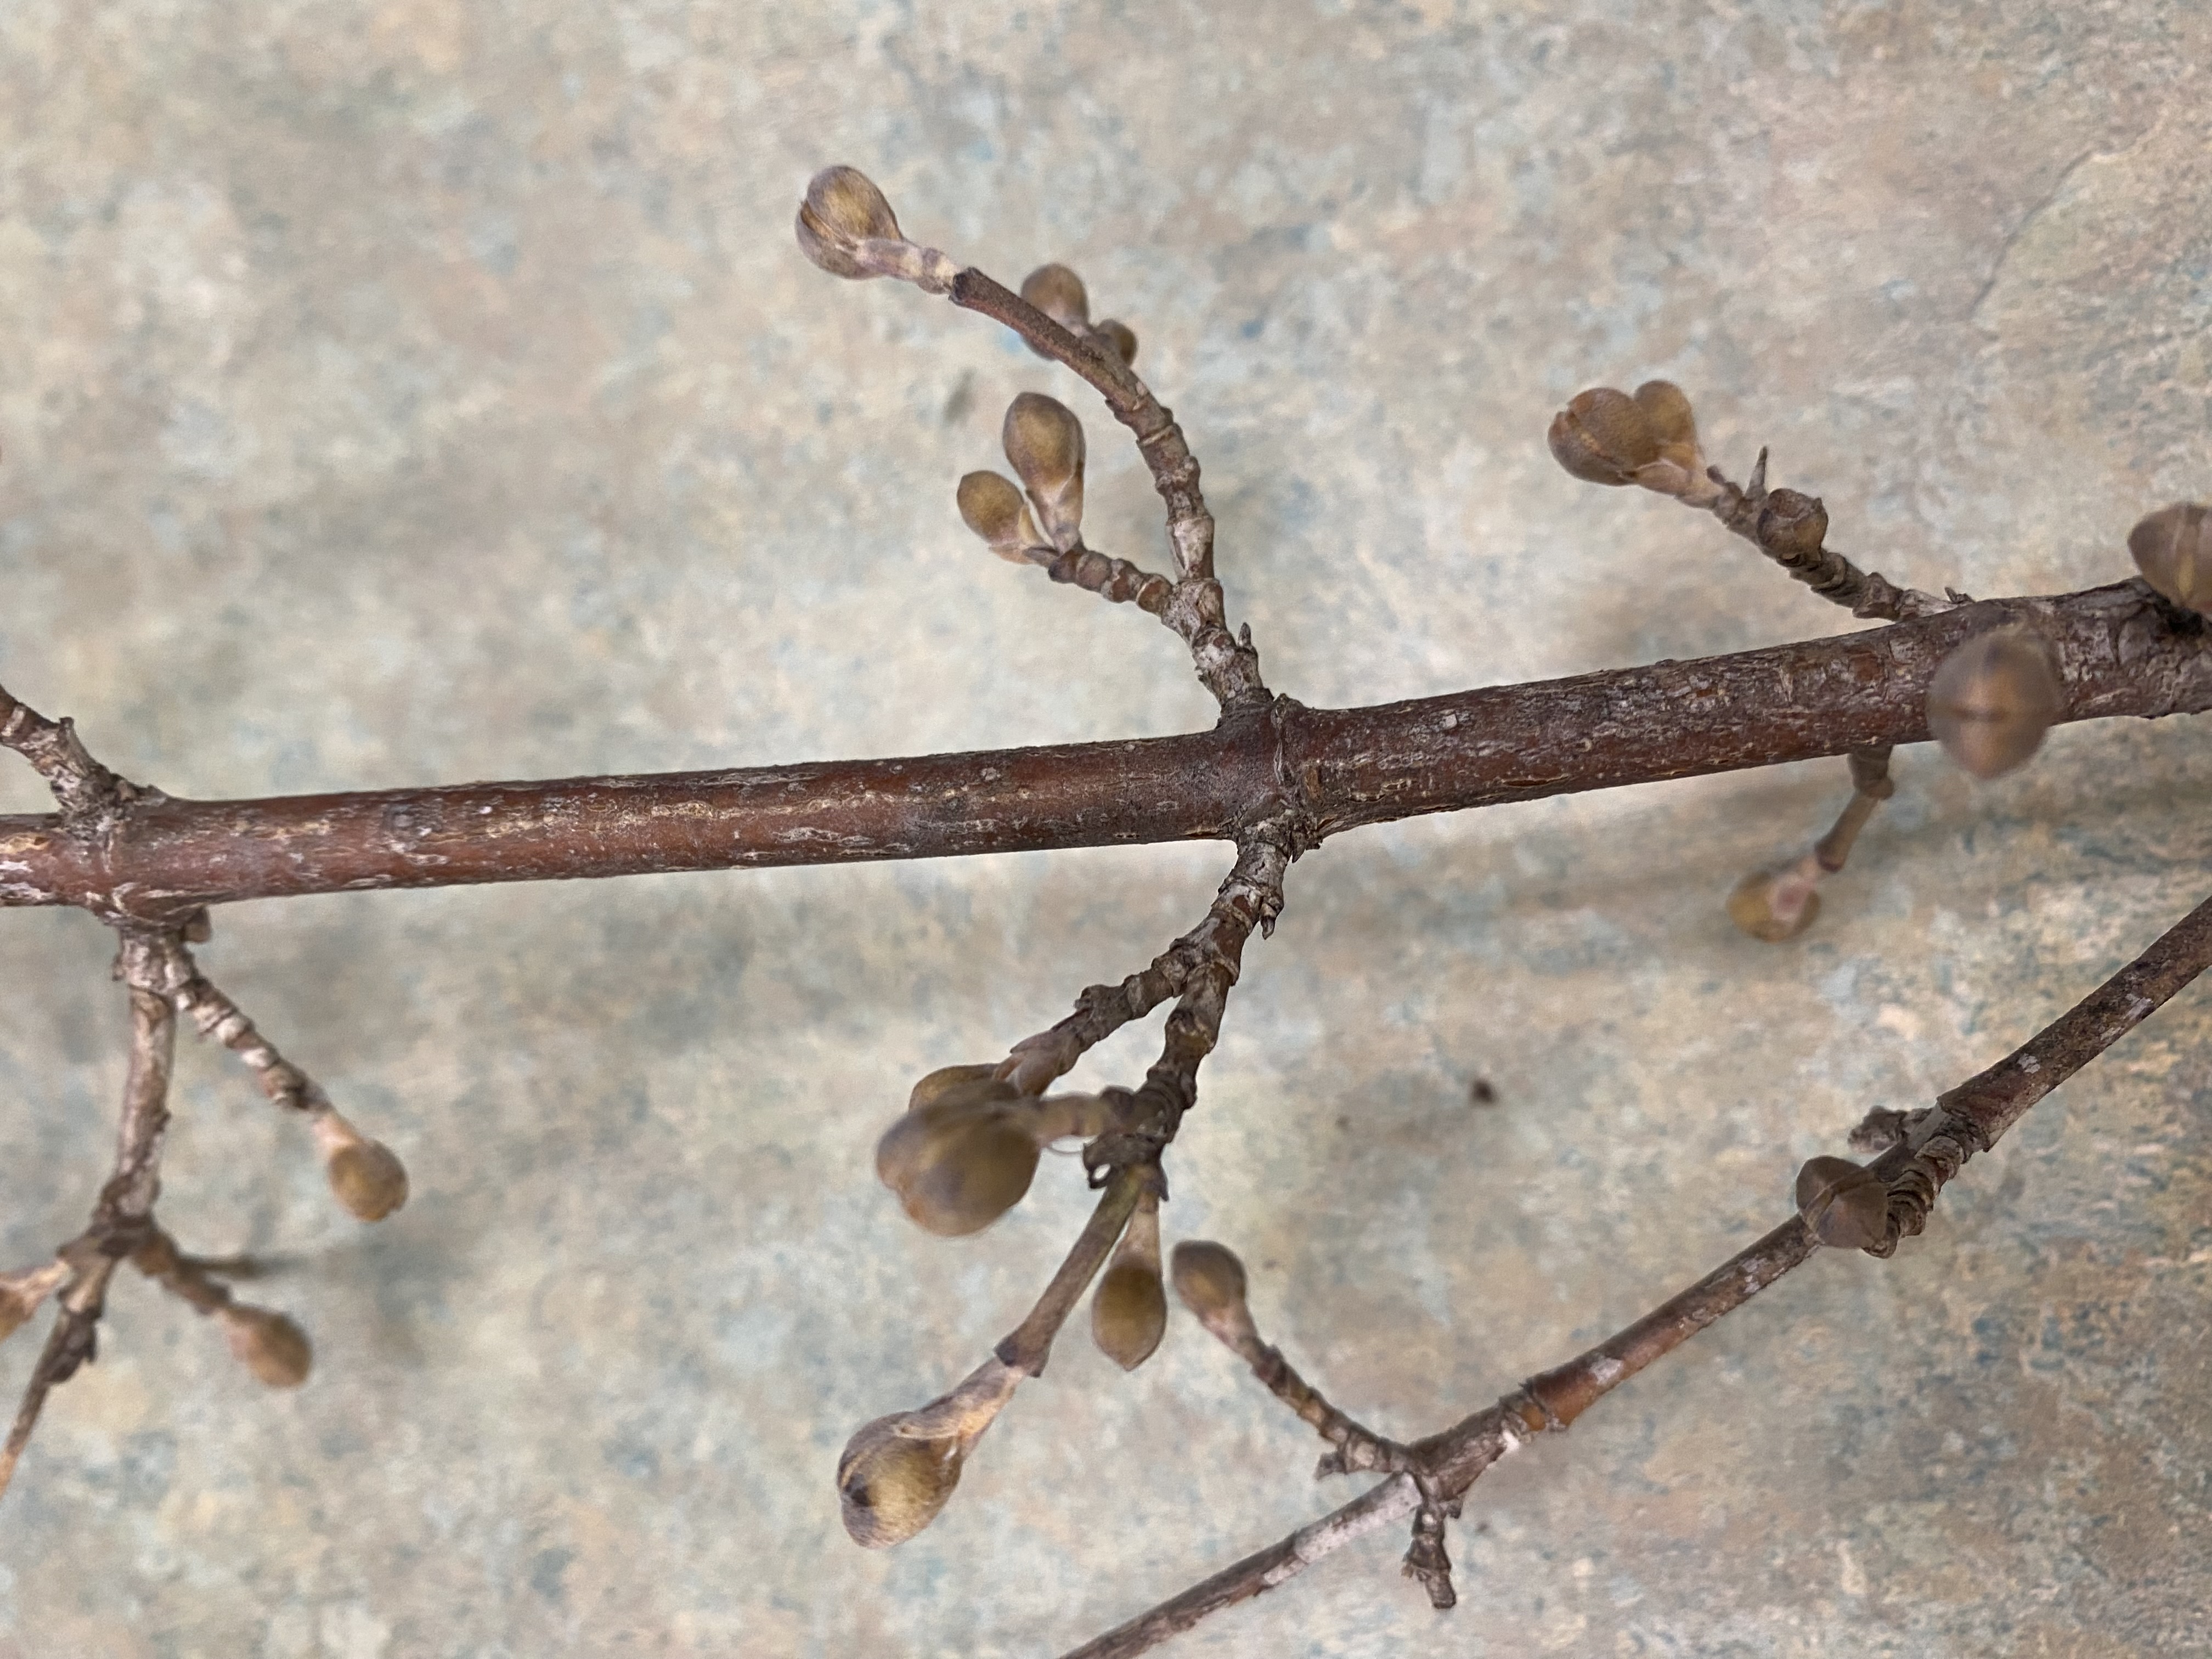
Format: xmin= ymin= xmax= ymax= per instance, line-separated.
xmin=1066 ymin=886 xmax=2212 ymax=1657
xmin=0 ymin=936 xmax=177 ymax=1500
xmin=3 ymin=582 xmax=2205 ymax=919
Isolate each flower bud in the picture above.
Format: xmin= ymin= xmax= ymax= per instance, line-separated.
xmin=2128 ymin=502 xmax=2212 ymax=616
xmin=1632 ymin=380 xmax=1700 ymax=471
xmin=1094 ymin=319 xmax=1139 ymax=366
xmin=837 ymin=1414 xmax=963 ymax=1548
xmin=310 ymin=1110 xmax=409 ymax=1222
xmin=955 ymin=471 xmax=1047 ymax=565
xmin=0 ymin=1261 xmax=70 ymax=1347
xmin=1795 ymin=1155 xmax=1889 ymax=1251
xmin=875 ymin=1081 xmax=1041 ymax=1237
xmin=1758 ymin=488 xmax=1830 ymax=558
xmin=795 ymin=166 xmax=904 ymax=280
xmin=1547 ymin=387 xmax=1660 ymax=486
xmin=908 ymin=1062 xmax=1005 ymax=1112
xmin=1019 ymin=263 xmax=1092 ymax=334
xmin=1001 ymin=392 xmax=1086 ymax=552
xmin=219 ymin=1303 xmax=313 ymax=1388
xmin=1926 ymin=627 xmax=2062 ymax=780
xmin=1726 ymin=866 xmax=1820 ymax=944
xmin=1092 ymin=1204 xmax=1165 ymax=1372
xmin=1170 ymin=1240 xmax=1256 ymax=1344
xmin=836 ymin=1358 xmax=1019 ymax=1548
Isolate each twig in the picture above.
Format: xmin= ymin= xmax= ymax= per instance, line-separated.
xmin=0 ymin=936 xmax=178 ymax=1502
xmin=138 ymin=934 xmax=332 ymax=1114
xmin=1700 ymin=448 xmax=1955 ymax=621
xmin=0 ymin=680 xmax=128 ymax=823
xmin=1065 ymin=889 xmax=2212 ymax=1657
xmin=1003 ymin=840 xmax=1289 ymax=1096
xmin=4 ymin=582 xmax=2203 ymax=919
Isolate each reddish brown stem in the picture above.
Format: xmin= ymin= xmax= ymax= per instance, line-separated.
xmin=3 ymin=583 xmax=2204 ymax=922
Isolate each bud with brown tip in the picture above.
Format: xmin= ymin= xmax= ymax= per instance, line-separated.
xmin=0 ymin=1260 xmax=70 ymax=1347
xmin=1795 ymin=1156 xmax=1890 ymax=1251
xmin=1633 ymin=381 xmax=1700 ymax=472
xmin=1170 ymin=1239 xmax=1257 ymax=1347
xmin=874 ymin=1078 xmax=1041 ymax=1237
xmin=956 ymin=471 xmax=1048 ymax=565
xmin=795 ymin=166 xmax=905 ymax=280
xmin=2128 ymin=503 xmax=2212 ymax=616
xmin=1926 ymin=627 xmax=2063 ymax=780
xmin=310 ymin=1110 xmax=409 ymax=1222
xmin=1001 ymin=392 xmax=1086 ymax=552
xmin=837 ymin=1356 xmax=1020 ymax=1548
xmin=219 ymin=1303 xmax=313 ymax=1387
xmin=1548 ymin=387 xmax=1660 ymax=486
xmin=1091 ymin=1201 xmax=1166 ymax=1372
xmin=837 ymin=1415 xmax=963 ymax=1547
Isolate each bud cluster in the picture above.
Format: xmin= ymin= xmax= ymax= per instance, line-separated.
xmin=958 ymin=392 xmax=1090 ymax=567
xmin=874 ymin=1067 xmax=1114 ymax=1237
xmin=1547 ymin=381 xmax=1707 ymax=499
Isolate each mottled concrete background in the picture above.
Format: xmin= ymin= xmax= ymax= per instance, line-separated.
xmin=2 ymin=4 xmax=2209 ymax=1656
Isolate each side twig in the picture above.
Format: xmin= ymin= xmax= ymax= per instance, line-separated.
xmin=1069 ymin=889 xmax=2212 ymax=1657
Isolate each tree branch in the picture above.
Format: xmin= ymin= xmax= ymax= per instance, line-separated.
xmin=1065 ymin=885 xmax=2212 ymax=1657
xmin=2 ymin=582 xmax=2204 ymax=920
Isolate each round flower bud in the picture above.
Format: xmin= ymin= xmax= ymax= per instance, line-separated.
xmin=837 ymin=1414 xmax=962 ymax=1548
xmin=1926 ymin=628 xmax=2063 ymax=780
xmin=1170 ymin=1240 xmax=1254 ymax=1342
xmin=1001 ymin=392 xmax=1086 ymax=552
xmin=1091 ymin=1261 xmax=1167 ymax=1372
xmin=1094 ymin=319 xmax=1139 ymax=366
xmin=2128 ymin=502 xmax=2212 ymax=616
xmin=1547 ymin=387 xmax=1660 ymax=486
xmin=955 ymin=471 xmax=1046 ymax=565
xmin=795 ymin=166 xmax=904 ymax=280
xmin=1726 ymin=868 xmax=1820 ymax=944
xmin=875 ymin=1084 xmax=1041 ymax=1237
xmin=310 ymin=1110 xmax=409 ymax=1222
xmin=219 ymin=1304 xmax=313 ymax=1388
xmin=1795 ymin=1155 xmax=1890 ymax=1251
xmin=1019 ymin=263 xmax=1092 ymax=334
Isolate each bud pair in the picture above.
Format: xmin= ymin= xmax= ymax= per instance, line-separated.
xmin=1926 ymin=627 xmax=2062 ymax=780
xmin=1019 ymin=264 xmax=1138 ymax=366
xmin=959 ymin=393 xmax=1088 ymax=562
xmin=837 ymin=1357 xmax=1020 ymax=1547
xmin=1547 ymin=381 xmax=1702 ymax=495
xmin=1091 ymin=1198 xmax=1166 ymax=1372
xmin=1795 ymin=1156 xmax=1889 ymax=1251
xmin=309 ymin=1109 xmax=409 ymax=1222
xmin=875 ymin=1070 xmax=1113 ymax=1237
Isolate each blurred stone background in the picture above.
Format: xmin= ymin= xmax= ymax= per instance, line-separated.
xmin=2 ymin=3 xmax=2209 ymax=1655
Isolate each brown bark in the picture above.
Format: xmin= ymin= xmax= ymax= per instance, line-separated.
xmin=3 ymin=581 xmax=2204 ymax=922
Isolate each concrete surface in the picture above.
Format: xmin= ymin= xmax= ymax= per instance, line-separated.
xmin=2 ymin=3 xmax=2209 ymax=1655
